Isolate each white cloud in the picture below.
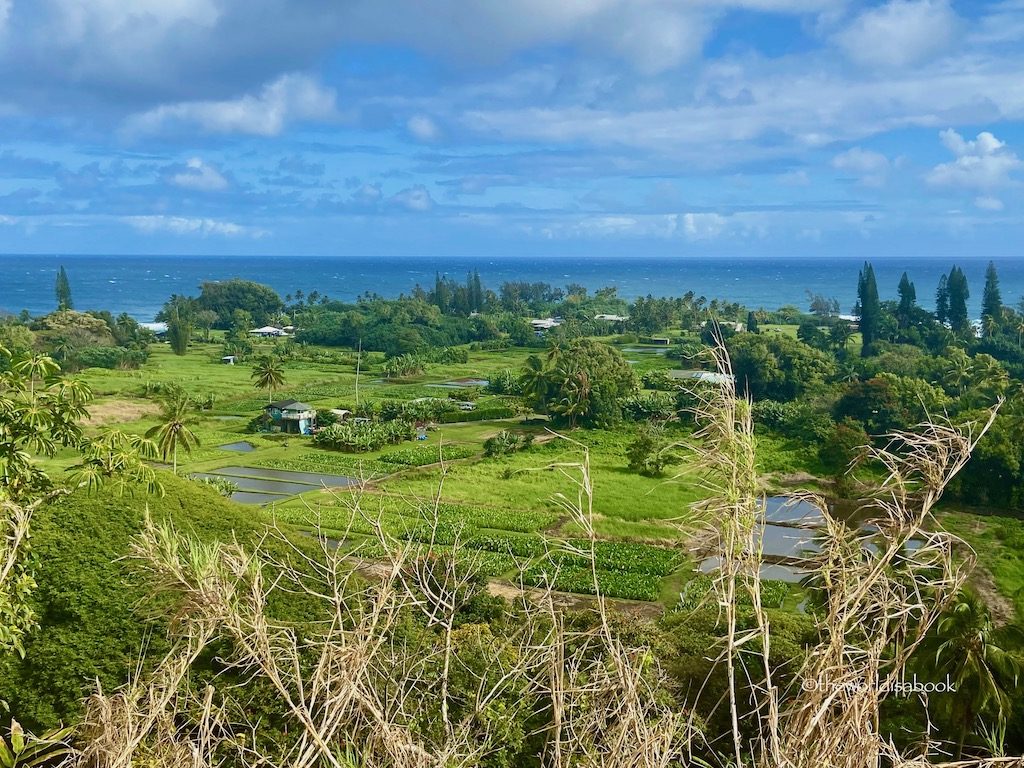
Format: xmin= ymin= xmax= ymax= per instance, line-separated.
xmin=125 ymin=215 xmax=266 ymax=238
xmin=124 ymin=74 xmax=336 ymax=137
xmin=975 ymin=195 xmax=1004 ymax=211
xmin=926 ymin=128 xmax=1021 ymax=189
xmin=351 ymin=183 xmax=383 ymax=205
xmin=831 ymin=147 xmax=890 ymax=186
xmin=340 ymin=0 xmax=715 ymax=74
xmin=833 ymin=0 xmax=960 ymax=69
xmin=169 ymin=157 xmax=229 ymax=192
xmin=778 ymin=170 xmax=811 ymax=186
xmin=390 ymin=185 xmax=434 ymax=212
xmin=407 ymin=114 xmax=440 ymax=143
xmin=680 ymin=212 xmax=728 ymax=240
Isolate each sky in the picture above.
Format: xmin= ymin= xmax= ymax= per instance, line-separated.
xmin=0 ymin=0 xmax=1022 ymax=258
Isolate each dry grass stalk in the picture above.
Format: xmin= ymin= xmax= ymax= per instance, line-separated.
xmin=683 ymin=339 xmax=1014 ymax=768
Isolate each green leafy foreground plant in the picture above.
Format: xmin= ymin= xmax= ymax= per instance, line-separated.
xmin=0 ymin=719 xmax=74 ymax=767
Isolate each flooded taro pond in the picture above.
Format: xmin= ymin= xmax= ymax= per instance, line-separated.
xmin=193 ymin=465 xmax=357 ymax=504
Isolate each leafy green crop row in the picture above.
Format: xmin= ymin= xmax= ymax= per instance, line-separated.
xmin=548 ymin=540 xmax=681 ymax=576
xmin=521 ymin=565 xmax=663 ymax=601
xmin=253 ymin=451 xmax=393 ymax=478
xmin=676 ymin=574 xmax=790 ymax=610
xmin=378 ymin=444 xmax=478 ymax=466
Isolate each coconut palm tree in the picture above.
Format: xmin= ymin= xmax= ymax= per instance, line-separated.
xmin=943 ymin=349 xmax=973 ymax=396
xmin=1016 ymin=316 xmax=1024 ymax=349
xmin=552 ymin=361 xmax=591 ymax=428
xmin=520 ymin=354 xmax=550 ymax=412
xmin=251 ymin=356 xmax=286 ymax=403
xmin=920 ymin=591 xmax=1024 ymax=758
xmin=145 ymin=392 xmax=199 ymax=475
xmin=829 ymin=322 xmax=853 ymax=353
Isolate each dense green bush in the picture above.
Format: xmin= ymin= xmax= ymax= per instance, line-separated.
xmin=753 ymin=399 xmax=834 ymax=441
xmin=73 ymin=345 xmax=149 ymax=370
xmin=439 ymin=406 xmax=516 ymax=423
xmin=483 ymin=430 xmax=534 ymax=457
xmin=0 ymin=474 xmax=315 ymax=732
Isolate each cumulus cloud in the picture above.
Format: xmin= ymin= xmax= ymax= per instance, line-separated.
xmin=407 ymin=114 xmax=441 ymax=143
xmin=974 ymin=195 xmax=1004 ymax=211
xmin=125 ymin=215 xmax=265 ymax=238
xmin=341 ymin=0 xmax=711 ymax=74
xmin=168 ymin=157 xmax=229 ymax=192
xmin=831 ymin=147 xmax=890 ymax=186
xmin=680 ymin=212 xmax=728 ymax=240
xmin=351 ymin=183 xmax=383 ymax=206
xmin=834 ymin=0 xmax=960 ymax=69
xmin=390 ymin=185 xmax=434 ymax=212
xmin=123 ymin=74 xmax=336 ymax=137
xmin=926 ymin=129 xmax=1021 ymax=189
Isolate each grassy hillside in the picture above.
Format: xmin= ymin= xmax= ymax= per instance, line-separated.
xmin=0 ymin=473 xmax=302 ymax=730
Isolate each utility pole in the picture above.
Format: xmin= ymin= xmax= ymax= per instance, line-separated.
xmin=355 ymin=338 xmax=362 ymax=407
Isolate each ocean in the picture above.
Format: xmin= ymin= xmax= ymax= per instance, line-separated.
xmin=0 ymin=254 xmax=1021 ymax=322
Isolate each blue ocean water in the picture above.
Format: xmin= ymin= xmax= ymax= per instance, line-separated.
xmin=0 ymin=254 xmax=1021 ymax=322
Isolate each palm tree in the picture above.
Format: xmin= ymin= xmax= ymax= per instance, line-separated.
xmin=520 ymin=355 xmax=550 ymax=412
xmin=145 ymin=393 xmax=199 ymax=475
xmin=1016 ymin=316 xmax=1024 ymax=349
xmin=829 ymin=322 xmax=853 ymax=353
xmin=983 ymin=314 xmax=998 ymax=339
xmin=554 ymin=363 xmax=591 ymax=428
xmin=920 ymin=591 xmax=1024 ymax=758
xmin=943 ymin=350 xmax=973 ymax=396
xmin=251 ymin=356 xmax=286 ymax=403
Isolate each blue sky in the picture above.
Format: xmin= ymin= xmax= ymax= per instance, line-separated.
xmin=0 ymin=0 xmax=1021 ymax=258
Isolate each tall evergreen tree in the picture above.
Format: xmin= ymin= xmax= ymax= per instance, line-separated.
xmin=947 ymin=266 xmax=970 ymax=335
xmin=896 ymin=271 xmax=916 ymax=328
xmin=935 ymin=274 xmax=949 ymax=324
xmin=981 ymin=260 xmax=1002 ymax=332
xmin=746 ymin=310 xmax=759 ymax=333
xmin=856 ymin=261 xmax=880 ymax=356
xmin=471 ymin=270 xmax=484 ymax=312
xmin=54 ymin=266 xmax=73 ymax=310
xmin=434 ymin=272 xmax=450 ymax=314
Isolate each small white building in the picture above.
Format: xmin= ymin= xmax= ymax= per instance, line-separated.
xmin=595 ymin=314 xmax=629 ymax=323
xmin=530 ymin=317 xmax=561 ymax=331
xmin=250 ymin=326 xmax=289 ymax=338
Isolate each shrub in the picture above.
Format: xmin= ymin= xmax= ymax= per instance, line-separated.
xmin=192 ymin=476 xmax=239 ymax=497
xmin=439 ymin=406 xmax=516 ymax=423
xmin=483 ymin=430 xmax=533 ymax=457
